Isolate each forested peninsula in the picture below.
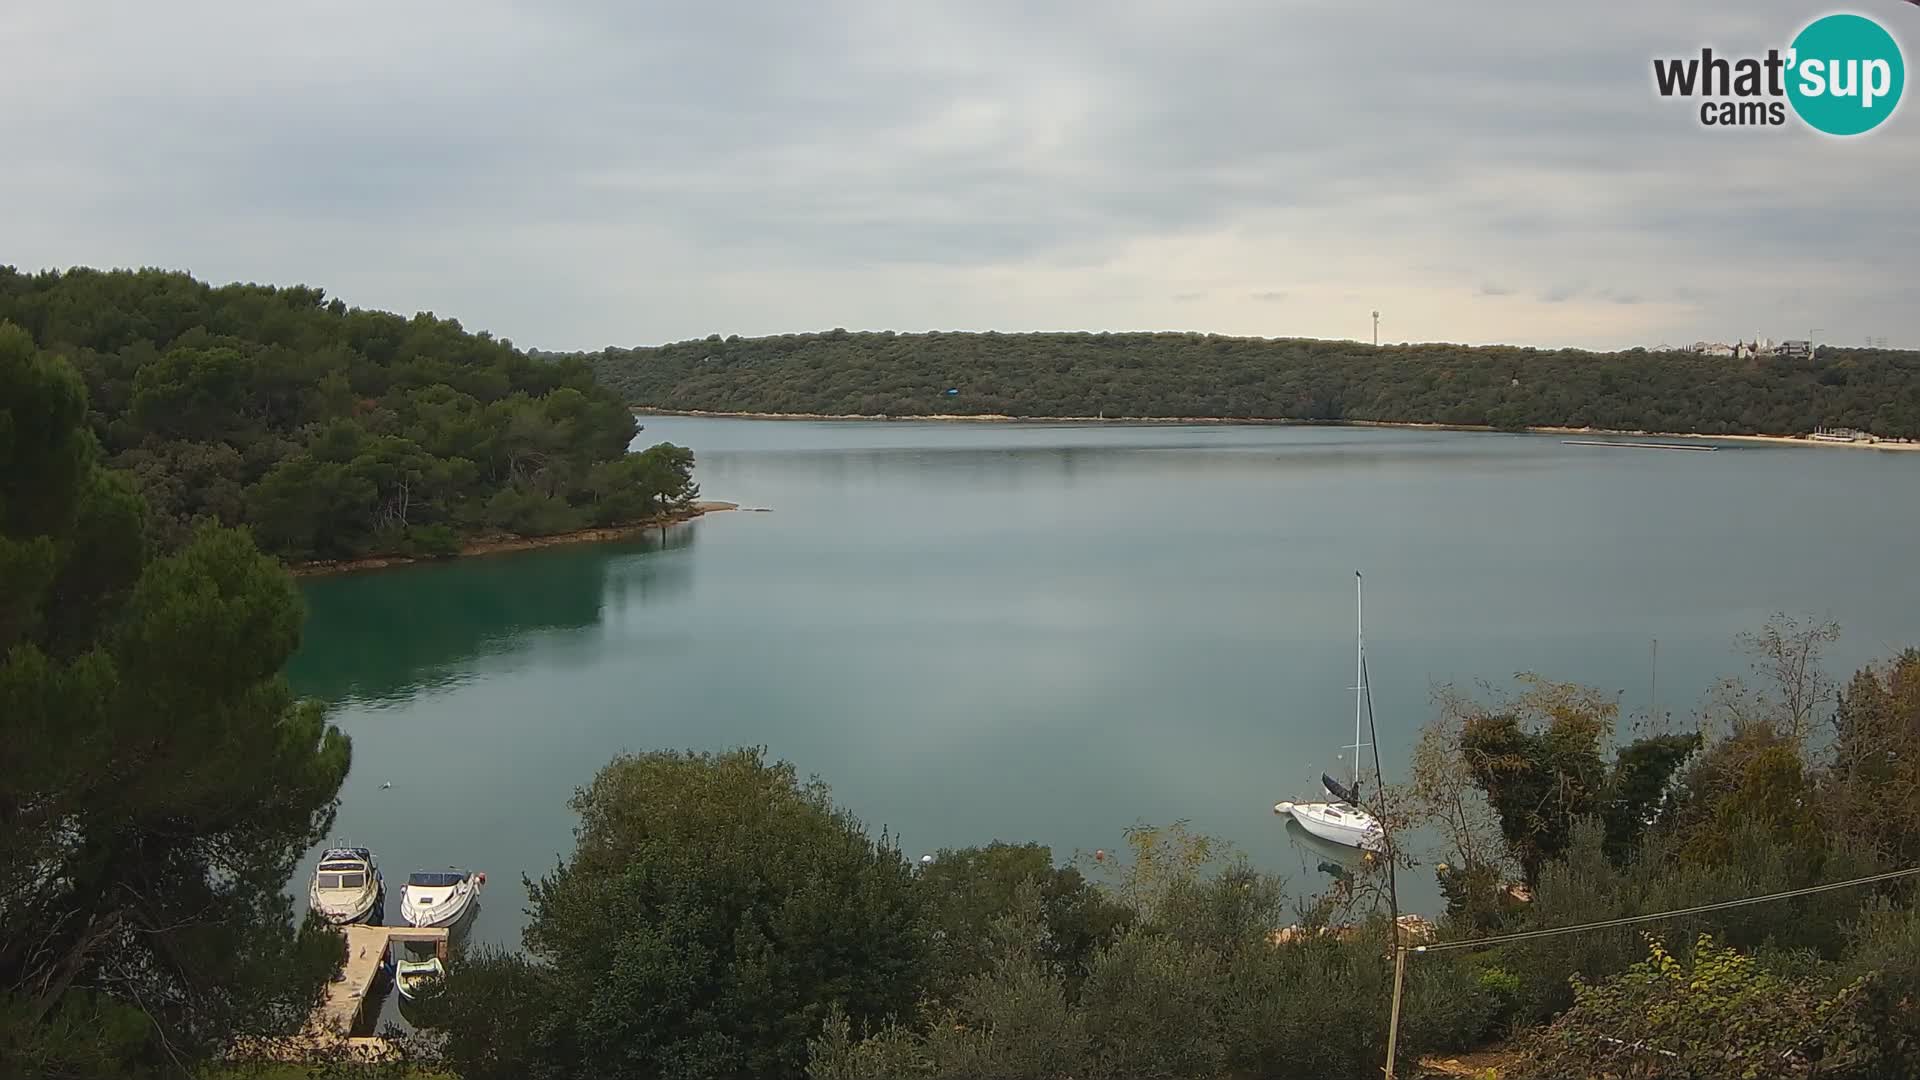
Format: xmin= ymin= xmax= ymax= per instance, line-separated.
xmin=588 ymin=331 xmax=1920 ymax=439
xmin=0 ymin=267 xmax=699 ymax=565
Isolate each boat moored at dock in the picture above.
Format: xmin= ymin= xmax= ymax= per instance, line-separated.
xmin=308 ymin=847 xmax=384 ymax=925
xmin=398 ymin=869 xmax=484 ymax=928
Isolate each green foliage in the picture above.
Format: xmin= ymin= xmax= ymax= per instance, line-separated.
xmin=588 ymin=330 xmax=1920 ymax=438
xmin=1513 ymin=935 xmax=1873 ymax=1080
xmin=1 ymin=333 xmax=351 ymax=1075
xmin=1498 ymin=819 xmax=1885 ymax=1025
xmin=1456 ymin=678 xmax=1700 ymax=883
xmin=404 ymin=947 xmax=555 ymax=1080
xmin=1671 ymin=731 xmax=1826 ymax=863
xmin=426 ymin=748 xmax=925 ymax=1080
xmin=1824 ymin=649 xmax=1920 ymax=864
xmin=1434 ymin=859 xmax=1528 ymax=934
xmin=914 ymin=842 xmax=1131 ymax=995
xmin=808 ymin=821 xmax=1446 ymax=1080
xmin=1831 ymin=900 xmax=1920 ymax=1074
xmin=0 ymin=268 xmax=698 ymax=563
xmin=1393 ymin=957 xmax=1525 ymax=1054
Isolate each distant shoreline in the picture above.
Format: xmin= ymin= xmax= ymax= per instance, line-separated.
xmin=632 ymin=408 xmax=1920 ymax=452
xmin=287 ymin=501 xmax=738 ymax=577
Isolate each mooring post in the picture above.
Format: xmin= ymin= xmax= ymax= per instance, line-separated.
xmin=1384 ymin=945 xmax=1408 ymax=1079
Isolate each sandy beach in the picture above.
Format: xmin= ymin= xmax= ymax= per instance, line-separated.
xmin=633 ymin=408 xmax=1919 ymax=452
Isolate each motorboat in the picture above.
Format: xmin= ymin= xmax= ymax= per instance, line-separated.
xmin=395 ymin=956 xmax=446 ymax=1000
xmin=398 ymin=869 xmax=485 ymax=928
xmin=308 ymin=847 xmax=384 ymax=925
xmin=1274 ymin=572 xmax=1387 ymax=852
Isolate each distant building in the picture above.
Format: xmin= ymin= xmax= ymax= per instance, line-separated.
xmin=1687 ymin=337 xmax=1814 ymax=359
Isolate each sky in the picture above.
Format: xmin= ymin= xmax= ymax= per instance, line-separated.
xmin=2 ymin=1 xmax=1916 ymax=351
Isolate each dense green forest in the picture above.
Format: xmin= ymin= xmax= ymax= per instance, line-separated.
xmin=589 ymin=330 xmax=1920 ymax=438
xmin=2 ymin=326 xmax=350 ymax=1075
xmin=0 ymin=267 xmax=697 ymax=563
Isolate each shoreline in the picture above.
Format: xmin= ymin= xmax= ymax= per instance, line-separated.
xmin=632 ymin=408 xmax=1920 ymax=451
xmin=287 ymin=501 xmax=738 ymax=577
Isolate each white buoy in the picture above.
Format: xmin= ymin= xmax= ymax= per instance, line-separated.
xmin=919 ymin=854 xmax=934 ymax=866
xmin=381 ymin=782 xmax=392 ymax=789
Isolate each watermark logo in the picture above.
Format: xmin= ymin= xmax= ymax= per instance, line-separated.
xmin=1653 ymin=12 xmax=1905 ymax=135
xmin=1788 ymin=13 xmax=1904 ymax=134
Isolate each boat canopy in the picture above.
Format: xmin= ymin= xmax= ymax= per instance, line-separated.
xmin=407 ymin=871 xmax=466 ymax=887
xmin=1322 ymin=772 xmax=1363 ymax=807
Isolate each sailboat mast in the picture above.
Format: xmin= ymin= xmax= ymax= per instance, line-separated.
xmin=1354 ymin=571 xmax=1364 ymax=789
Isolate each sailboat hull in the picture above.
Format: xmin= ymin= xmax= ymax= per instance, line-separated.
xmin=1280 ymin=801 xmax=1385 ymax=852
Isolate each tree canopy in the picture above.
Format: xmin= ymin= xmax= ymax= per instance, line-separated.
xmin=415 ymin=748 xmax=926 ymax=1080
xmin=0 ymin=325 xmax=350 ymax=1076
xmin=587 ymin=330 xmax=1920 ymax=438
xmin=0 ymin=267 xmax=698 ymax=563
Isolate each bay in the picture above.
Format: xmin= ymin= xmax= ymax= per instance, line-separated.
xmin=288 ymin=418 xmax=1920 ymax=950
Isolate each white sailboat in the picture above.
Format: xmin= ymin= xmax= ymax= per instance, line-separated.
xmin=1275 ymin=572 xmax=1386 ymax=852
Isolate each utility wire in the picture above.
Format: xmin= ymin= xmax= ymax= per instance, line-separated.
xmin=1410 ymin=865 xmax=1920 ymax=954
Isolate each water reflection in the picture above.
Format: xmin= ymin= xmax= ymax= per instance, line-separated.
xmin=289 ymin=527 xmax=698 ymax=705
xmin=286 ymin=417 xmax=1920 ymax=950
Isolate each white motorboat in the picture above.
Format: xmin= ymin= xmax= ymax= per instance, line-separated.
xmin=398 ymin=869 xmax=485 ymax=928
xmin=395 ymin=956 xmax=446 ymax=1000
xmin=308 ymin=847 xmax=384 ymax=924
xmin=1274 ymin=572 xmax=1387 ymax=852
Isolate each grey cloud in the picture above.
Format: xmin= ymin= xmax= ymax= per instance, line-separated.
xmin=0 ymin=0 xmax=1914 ymax=350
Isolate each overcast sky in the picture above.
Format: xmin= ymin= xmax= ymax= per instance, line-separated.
xmin=3 ymin=1 xmax=1915 ymax=351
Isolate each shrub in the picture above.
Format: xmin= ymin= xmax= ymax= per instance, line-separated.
xmin=914 ymin=842 xmax=1131 ymax=995
xmin=1512 ymin=935 xmax=1873 ymax=1080
xmin=1831 ymin=900 xmax=1920 ymax=1074
xmin=430 ymin=748 xmax=926 ymax=1080
xmin=405 ymin=523 xmax=463 ymax=558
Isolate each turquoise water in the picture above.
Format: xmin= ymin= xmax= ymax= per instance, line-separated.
xmin=288 ymin=419 xmax=1920 ymax=948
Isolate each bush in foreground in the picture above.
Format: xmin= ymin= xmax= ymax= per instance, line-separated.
xmin=415 ymin=748 xmax=924 ymax=1080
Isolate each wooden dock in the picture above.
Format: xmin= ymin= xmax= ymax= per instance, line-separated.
xmin=230 ymin=924 xmax=448 ymax=1063
xmin=313 ymin=924 xmax=449 ymax=1036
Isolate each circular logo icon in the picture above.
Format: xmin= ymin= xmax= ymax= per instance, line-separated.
xmin=1787 ymin=13 xmax=1905 ymax=135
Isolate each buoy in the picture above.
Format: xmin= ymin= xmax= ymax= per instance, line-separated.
xmin=381 ymin=782 xmax=391 ymax=789
xmin=920 ymin=854 xmax=934 ymax=865
xmin=475 ymin=872 xmax=487 ymax=885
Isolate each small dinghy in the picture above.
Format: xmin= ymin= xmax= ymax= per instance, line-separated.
xmin=395 ymin=956 xmax=446 ymax=1000
xmin=399 ymin=869 xmax=484 ymax=928
xmin=308 ymin=847 xmax=384 ymax=925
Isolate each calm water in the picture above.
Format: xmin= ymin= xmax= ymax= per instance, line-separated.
xmin=289 ymin=419 xmax=1920 ymax=952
